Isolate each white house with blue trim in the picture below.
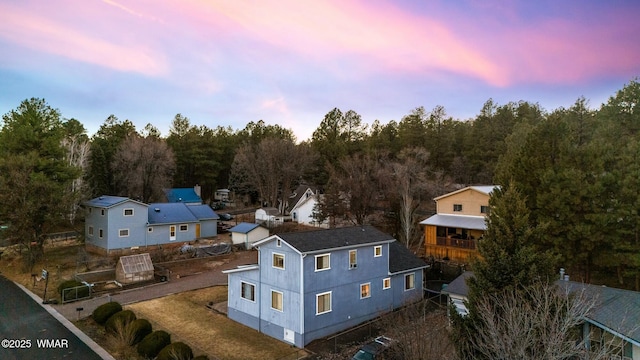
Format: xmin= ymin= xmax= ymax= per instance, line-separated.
xmin=84 ymin=195 xmax=219 ymax=255
xmin=222 ymin=225 xmax=428 ymax=347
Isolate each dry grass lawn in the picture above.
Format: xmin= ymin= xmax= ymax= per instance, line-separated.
xmin=127 ymin=286 xmax=304 ymax=360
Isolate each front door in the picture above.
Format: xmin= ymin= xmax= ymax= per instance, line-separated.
xmin=195 ymin=224 xmax=201 ymax=238
xmin=170 ymin=225 xmax=176 ymax=241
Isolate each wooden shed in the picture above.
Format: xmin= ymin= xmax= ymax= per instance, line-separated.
xmin=115 ymin=253 xmax=154 ymax=284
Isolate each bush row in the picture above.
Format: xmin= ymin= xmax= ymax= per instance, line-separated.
xmin=92 ymin=301 xmax=208 ymax=360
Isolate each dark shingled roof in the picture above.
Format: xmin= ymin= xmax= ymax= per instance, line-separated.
xmin=441 ymin=271 xmax=474 ymax=297
xmin=558 ymin=281 xmax=640 ymax=345
xmin=277 ymin=225 xmax=394 ymax=253
xmin=389 ymin=241 xmax=428 ymax=273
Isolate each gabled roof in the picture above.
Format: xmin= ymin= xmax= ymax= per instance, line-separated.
xmin=186 ymin=204 xmax=219 ymax=220
xmin=118 ymin=253 xmax=154 ymax=273
xmin=419 ymin=214 xmax=487 ymax=230
xmin=165 ymin=188 xmax=202 ymax=203
xmin=287 ymin=185 xmax=317 ymax=213
xmin=148 ymin=203 xmax=199 ymax=224
xmin=270 ymin=225 xmax=394 ymax=254
xmin=558 ymin=281 xmax=640 ymax=346
xmin=389 ymin=241 xmax=428 ymax=274
xmin=230 ymin=222 xmax=262 ymax=234
xmin=441 ymin=271 xmax=474 ymax=297
xmin=85 ymin=195 xmax=143 ymax=208
xmin=433 ymin=185 xmax=499 ymax=201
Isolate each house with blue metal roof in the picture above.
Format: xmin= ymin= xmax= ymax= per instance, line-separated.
xmin=229 ymin=222 xmax=269 ymax=249
xmin=164 ymin=185 xmax=203 ymax=205
xmin=222 ymin=225 xmax=428 ymax=347
xmin=85 ymin=195 xmax=219 ymax=255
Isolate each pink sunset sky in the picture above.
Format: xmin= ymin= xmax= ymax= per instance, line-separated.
xmin=0 ymin=0 xmax=639 ymax=141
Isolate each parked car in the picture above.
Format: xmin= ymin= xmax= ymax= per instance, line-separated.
xmin=218 ymin=213 xmax=234 ymax=221
xmin=351 ymin=336 xmax=397 ymax=360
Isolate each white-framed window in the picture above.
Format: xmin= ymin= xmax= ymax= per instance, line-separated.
xmin=405 ymin=273 xmax=415 ymax=291
xmin=123 ymin=208 xmax=134 ymax=216
xmin=88 ymin=226 xmax=94 ymax=236
xmin=453 ymin=204 xmax=463 ymax=212
xmin=273 ymin=253 xmax=285 ymax=269
xmin=316 ymin=291 xmax=332 ymax=315
xmin=148 ymin=227 xmax=153 ymax=233
xmin=241 ymin=281 xmax=255 ymax=302
xmin=179 ymin=224 xmax=188 ymax=232
xmin=374 ymin=245 xmax=382 ymax=257
xmin=349 ymin=249 xmax=357 ymax=269
xmin=101 ymin=209 xmax=105 ymax=216
xmin=118 ymin=229 xmax=129 ymax=237
xmin=315 ymin=253 xmax=330 ymax=271
xmin=360 ymin=283 xmax=371 ymax=299
xmin=99 ymin=229 xmax=104 ymax=238
xmin=271 ymin=290 xmax=283 ymax=311
xmin=383 ymin=277 xmax=391 ymax=290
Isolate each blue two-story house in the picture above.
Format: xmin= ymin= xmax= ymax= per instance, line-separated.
xmin=222 ymin=225 xmax=427 ymax=347
xmin=85 ymin=195 xmax=219 ymax=255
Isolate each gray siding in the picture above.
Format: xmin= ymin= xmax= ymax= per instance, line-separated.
xmin=146 ymin=222 xmax=197 ymax=245
xmin=199 ymin=219 xmax=217 ymax=238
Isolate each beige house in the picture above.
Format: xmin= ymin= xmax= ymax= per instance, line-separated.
xmin=420 ymin=185 xmax=498 ymax=263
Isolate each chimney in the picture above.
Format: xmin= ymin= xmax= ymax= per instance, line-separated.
xmin=194 ymin=184 xmax=201 ymax=197
xmin=559 ymin=268 xmax=565 ymax=280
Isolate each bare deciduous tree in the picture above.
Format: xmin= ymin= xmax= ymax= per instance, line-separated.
xmin=112 ymin=135 xmax=176 ymax=203
xmin=469 ymin=282 xmax=624 ymax=360
xmin=230 ymin=138 xmax=316 ymax=210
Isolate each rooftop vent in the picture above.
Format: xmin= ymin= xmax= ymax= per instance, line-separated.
xmin=154 ymin=208 xmax=160 ymax=212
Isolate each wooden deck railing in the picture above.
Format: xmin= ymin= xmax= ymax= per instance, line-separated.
xmin=435 ymin=236 xmax=476 ymax=249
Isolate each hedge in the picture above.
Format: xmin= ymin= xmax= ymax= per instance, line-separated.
xmin=156 ymin=342 xmax=193 ymax=360
xmin=105 ymin=310 xmax=136 ymax=333
xmin=128 ymin=318 xmax=152 ymax=345
xmin=92 ymin=301 xmax=122 ymax=325
xmin=137 ymin=330 xmax=171 ymax=359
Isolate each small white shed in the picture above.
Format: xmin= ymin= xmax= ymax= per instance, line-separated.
xmin=229 ymin=222 xmax=269 ymax=249
xmin=255 ymin=207 xmax=283 ymax=227
xmin=115 ymin=253 xmax=154 ymax=284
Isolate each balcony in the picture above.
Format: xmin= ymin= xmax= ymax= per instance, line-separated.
xmin=435 ymin=236 xmax=476 ymax=250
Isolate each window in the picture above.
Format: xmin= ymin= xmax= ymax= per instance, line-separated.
xmin=148 ymin=227 xmax=153 ymax=233
xmin=271 ymin=290 xmax=283 ymax=311
xmin=276 ymin=238 xmax=281 ymax=247
xmin=316 ymin=291 xmax=331 ymax=314
xmin=405 ymin=273 xmax=415 ymax=291
xmin=360 ymin=283 xmax=371 ymax=299
xmin=273 ymin=253 xmax=285 ymax=269
xmin=383 ymin=277 xmax=391 ymax=289
xmin=374 ymin=245 xmax=382 ymax=257
xmin=88 ymin=226 xmax=94 ymax=236
xmin=179 ymin=224 xmax=188 ymax=232
xmin=123 ymin=208 xmax=134 ymax=216
xmin=241 ymin=282 xmax=255 ymax=301
xmin=480 ymin=205 xmax=489 ymax=214
xmin=119 ymin=229 xmax=129 ymax=237
xmin=101 ymin=209 xmax=105 ymax=216
xmin=315 ymin=254 xmax=330 ymax=271
xmin=349 ymin=250 xmax=357 ymax=269
xmin=453 ymin=204 xmax=463 ymax=212
xmin=99 ymin=229 xmax=104 ymax=238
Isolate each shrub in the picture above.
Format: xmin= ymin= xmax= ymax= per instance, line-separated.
xmin=105 ymin=310 xmax=136 ymax=333
xmin=128 ymin=318 xmax=152 ymax=345
xmin=57 ymin=279 xmax=89 ymax=300
xmin=157 ymin=342 xmax=193 ymax=360
xmin=137 ymin=330 xmax=171 ymax=359
xmin=92 ymin=301 xmax=123 ymax=325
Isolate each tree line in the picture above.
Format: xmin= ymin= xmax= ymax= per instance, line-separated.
xmin=0 ymin=79 xmax=638 ymax=286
